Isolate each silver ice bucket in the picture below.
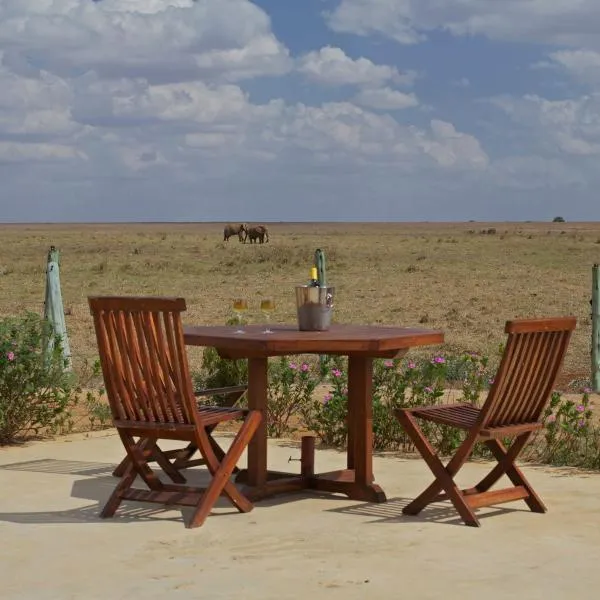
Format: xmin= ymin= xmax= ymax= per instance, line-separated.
xmin=295 ymin=286 xmax=335 ymax=331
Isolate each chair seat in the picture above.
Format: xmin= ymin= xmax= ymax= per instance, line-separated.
xmin=198 ymin=405 xmax=247 ymax=427
xmin=412 ymin=403 xmax=481 ymax=429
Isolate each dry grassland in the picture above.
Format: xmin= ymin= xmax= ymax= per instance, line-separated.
xmin=0 ymin=221 xmax=598 ymax=387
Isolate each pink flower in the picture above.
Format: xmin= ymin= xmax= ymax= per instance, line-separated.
xmin=332 ymin=368 xmax=342 ymax=378
xmin=407 ymin=361 xmax=416 ymax=369
xmin=578 ymin=419 xmax=586 ymax=428
xmin=576 ymin=405 xmax=585 ymax=413
xmin=289 ymin=362 xmax=297 ymax=370
xmin=383 ymin=360 xmax=394 ymax=368
xmin=342 ymin=387 xmax=348 ymax=396
xmin=424 ymin=386 xmax=433 ymax=394
xmin=432 ymin=356 xmax=445 ymax=364
xmin=323 ymin=393 xmax=333 ymax=404
xmin=301 ymin=363 xmax=309 ymax=372
xmin=547 ymin=415 xmax=556 ymax=423
xmin=7 ymin=352 xmax=15 ymax=361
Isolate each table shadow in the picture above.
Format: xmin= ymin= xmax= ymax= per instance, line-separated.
xmin=326 ymin=496 xmax=523 ymax=527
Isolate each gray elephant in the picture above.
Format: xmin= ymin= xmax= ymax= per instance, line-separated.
xmin=246 ymin=225 xmax=269 ymax=244
xmin=223 ymin=223 xmax=247 ymax=242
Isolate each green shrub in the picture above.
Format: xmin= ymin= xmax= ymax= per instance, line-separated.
xmin=267 ymin=357 xmax=319 ymax=437
xmin=300 ymin=360 xmax=348 ymax=448
xmin=193 ymin=346 xmax=248 ymax=405
xmin=0 ymin=312 xmax=76 ymax=443
xmin=527 ymin=389 xmax=596 ymax=466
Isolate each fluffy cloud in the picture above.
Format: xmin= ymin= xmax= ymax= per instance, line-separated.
xmin=353 ymin=87 xmax=418 ymax=110
xmin=0 ymin=1 xmax=510 ymax=221
xmin=297 ymin=46 xmax=409 ymax=87
xmin=547 ymin=49 xmax=600 ymax=86
xmin=491 ymin=94 xmax=600 ymax=156
xmin=327 ymin=0 xmax=600 ymax=48
xmin=0 ymin=0 xmax=292 ymax=83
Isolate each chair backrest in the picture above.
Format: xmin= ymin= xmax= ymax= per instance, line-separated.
xmin=88 ymin=296 xmax=196 ymax=427
xmin=480 ymin=317 xmax=576 ymax=429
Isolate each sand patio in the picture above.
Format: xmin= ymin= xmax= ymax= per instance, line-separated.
xmin=1 ymin=430 xmax=599 ymax=600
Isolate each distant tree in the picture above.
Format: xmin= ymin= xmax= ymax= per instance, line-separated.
xmin=553 ymin=216 xmax=566 ymax=223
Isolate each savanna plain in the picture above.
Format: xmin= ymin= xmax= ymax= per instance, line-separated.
xmin=0 ymin=221 xmax=597 ymax=385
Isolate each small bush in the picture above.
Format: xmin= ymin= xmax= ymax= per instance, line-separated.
xmin=267 ymin=357 xmax=319 ymax=437
xmin=527 ymin=389 xmax=596 ymax=466
xmin=193 ymin=346 xmax=248 ymax=406
xmin=553 ymin=216 xmax=566 ymax=223
xmin=0 ymin=312 xmax=76 ymax=443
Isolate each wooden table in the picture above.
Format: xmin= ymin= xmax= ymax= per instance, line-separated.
xmin=183 ymin=323 xmax=444 ymax=503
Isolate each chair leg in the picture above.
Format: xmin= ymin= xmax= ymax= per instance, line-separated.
xmin=113 ymin=438 xmax=187 ymax=484
xmin=172 ymin=427 xmax=240 ymax=474
xmin=101 ymin=436 xmax=165 ymax=519
xmin=396 ymin=410 xmax=480 ymax=527
xmin=188 ymin=412 xmax=262 ymax=529
xmin=171 ymin=442 xmax=199 ymax=469
xmin=101 ymin=461 xmax=137 ymax=518
xmin=483 ymin=436 xmax=546 ymax=513
xmin=152 ymin=443 xmax=187 ymax=484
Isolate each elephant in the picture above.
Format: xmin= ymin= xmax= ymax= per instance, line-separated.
xmin=223 ymin=223 xmax=247 ymax=242
xmin=246 ymin=225 xmax=269 ymax=244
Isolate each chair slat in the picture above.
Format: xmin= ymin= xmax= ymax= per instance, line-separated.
xmin=484 ymin=321 xmax=574 ymax=428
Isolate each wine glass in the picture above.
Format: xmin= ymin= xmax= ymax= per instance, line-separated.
xmin=232 ymin=298 xmax=249 ymax=333
xmin=260 ymin=298 xmax=276 ymax=334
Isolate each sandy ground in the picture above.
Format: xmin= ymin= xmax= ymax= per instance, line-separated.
xmin=1 ymin=431 xmax=600 ymax=599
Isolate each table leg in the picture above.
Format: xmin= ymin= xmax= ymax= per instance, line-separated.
xmin=237 ymin=354 xmax=385 ymax=504
xmin=347 ymin=355 xmax=386 ymax=501
xmin=246 ymin=357 xmax=268 ymax=487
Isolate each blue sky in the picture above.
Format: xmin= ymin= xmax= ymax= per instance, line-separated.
xmin=1 ymin=0 xmax=600 ymax=222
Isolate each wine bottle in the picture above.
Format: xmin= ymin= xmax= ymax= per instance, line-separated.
xmin=309 ymin=266 xmax=319 ymax=287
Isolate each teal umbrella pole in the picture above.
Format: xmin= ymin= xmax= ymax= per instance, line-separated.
xmin=593 ymin=264 xmax=600 ymax=392
xmin=44 ymin=246 xmax=71 ymax=370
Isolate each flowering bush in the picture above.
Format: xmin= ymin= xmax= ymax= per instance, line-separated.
xmin=303 ymin=354 xmax=450 ymax=450
xmin=301 ymin=361 xmax=349 ymax=447
xmin=530 ymin=389 xmax=595 ymax=465
xmin=267 ymin=357 xmax=319 ymax=437
xmin=0 ymin=312 xmax=76 ymax=443
xmin=192 ymin=345 xmax=248 ymax=406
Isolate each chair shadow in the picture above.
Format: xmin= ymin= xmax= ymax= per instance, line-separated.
xmin=0 ymin=458 xmax=249 ymax=526
xmin=326 ymin=496 xmax=523 ymax=527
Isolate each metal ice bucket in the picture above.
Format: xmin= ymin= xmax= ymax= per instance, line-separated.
xmin=295 ymin=286 xmax=335 ymax=331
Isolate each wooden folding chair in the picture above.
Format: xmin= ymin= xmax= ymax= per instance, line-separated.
xmin=110 ymin=384 xmax=247 ymax=482
xmin=395 ymin=317 xmax=576 ymax=527
xmin=88 ymin=296 xmax=261 ymax=528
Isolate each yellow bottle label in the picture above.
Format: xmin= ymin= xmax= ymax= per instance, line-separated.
xmin=310 ymin=266 xmax=318 ymax=281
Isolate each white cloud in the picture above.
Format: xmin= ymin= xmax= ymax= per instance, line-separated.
xmin=416 ymin=120 xmax=489 ymax=169
xmin=327 ymin=0 xmax=600 ymax=49
xmin=8 ymin=1 xmax=591 ymax=222
xmin=0 ymin=141 xmax=86 ymax=163
xmin=0 ymin=0 xmax=292 ymax=83
xmin=297 ymin=46 xmax=409 ymax=87
xmin=353 ymin=87 xmax=418 ymax=110
xmin=327 ymin=1 xmax=420 ymax=45
xmin=492 ymin=93 xmax=600 ymax=157
xmin=548 ymin=49 xmax=600 ymax=85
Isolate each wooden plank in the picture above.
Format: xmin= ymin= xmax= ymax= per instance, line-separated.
xmin=183 ymin=323 xmax=444 ymax=355
xmin=465 ymin=486 xmax=529 ymax=509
